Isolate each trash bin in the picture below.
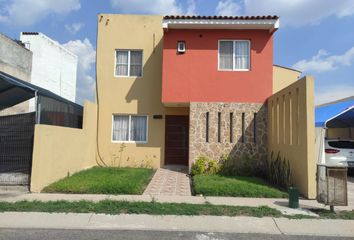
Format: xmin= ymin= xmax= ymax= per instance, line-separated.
xmin=289 ymin=187 xmax=299 ymax=209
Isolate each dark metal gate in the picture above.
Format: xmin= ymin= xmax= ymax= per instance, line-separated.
xmin=0 ymin=112 xmax=35 ymax=185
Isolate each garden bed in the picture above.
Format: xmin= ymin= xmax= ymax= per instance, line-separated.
xmin=0 ymin=200 xmax=282 ymax=218
xmin=42 ymin=167 xmax=154 ymax=195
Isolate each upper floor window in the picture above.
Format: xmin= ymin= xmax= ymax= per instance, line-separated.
xmin=115 ymin=50 xmax=143 ymax=77
xmin=218 ymin=40 xmax=250 ymax=71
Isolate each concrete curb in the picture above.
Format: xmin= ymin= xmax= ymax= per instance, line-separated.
xmin=0 ymin=212 xmax=353 ymax=237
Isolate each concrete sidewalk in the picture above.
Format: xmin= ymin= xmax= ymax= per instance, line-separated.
xmin=0 ymin=212 xmax=353 ymax=237
xmin=1 ymin=192 xmax=353 ymax=216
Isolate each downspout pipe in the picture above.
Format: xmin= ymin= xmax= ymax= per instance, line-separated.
xmin=34 ymin=90 xmax=41 ymax=124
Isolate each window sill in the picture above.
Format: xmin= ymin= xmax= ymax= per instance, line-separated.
xmin=114 ymin=75 xmax=143 ymax=78
xmin=112 ymin=140 xmax=148 ymax=144
xmin=218 ymin=69 xmax=250 ymax=72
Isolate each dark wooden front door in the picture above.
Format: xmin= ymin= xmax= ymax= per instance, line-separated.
xmin=165 ymin=115 xmax=189 ymax=166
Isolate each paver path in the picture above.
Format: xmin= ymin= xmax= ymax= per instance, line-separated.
xmin=143 ymin=165 xmax=191 ymax=196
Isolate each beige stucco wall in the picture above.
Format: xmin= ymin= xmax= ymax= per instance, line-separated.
xmin=30 ymin=101 xmax=97 ymax=192
xmin=96 ymin=14 xmax=188 ymax=169
xmin=268 ymin=76 xmax=316 ymax=199
xmin=273 ymin=65 xmax=301 ymax=94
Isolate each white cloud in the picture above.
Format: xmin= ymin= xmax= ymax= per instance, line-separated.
xmin=110 ymin=0 xmax=183 ymax=15
xmin=316 ymin=85 xmax=354 ymax=105
xmin=65 ymin=22 xmax=84 ymax=35
xmin=186 ymin=0 xmax=197 ymax=15
xmin=62 ymin=38 xmax=96 ymax=104
xmin=293 ymin=47 xmax=354 ymax=73
xmin=243 ymin=0 xmax=354 ymax=27
xmin=0 ymin=0 xmax=80 ymax=26
xmin=216 ymin=0 xmax=242 ymax=16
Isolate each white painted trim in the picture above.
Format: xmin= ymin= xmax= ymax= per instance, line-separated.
xmin=114 ymin=49 xmax=144 ymax=78
xmin=111 ymin=114 xmax=149 ymax=144
xmin=218 ymin=40 xmax=251 ymax=71
xmin=177 ymin=41 xmax=186 ymax=53
xmin=162 ymin=19 xmax=279 ymax=30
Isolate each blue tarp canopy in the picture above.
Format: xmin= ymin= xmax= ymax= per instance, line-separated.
xmin=315 ymin=97 xmax=354 ymax=128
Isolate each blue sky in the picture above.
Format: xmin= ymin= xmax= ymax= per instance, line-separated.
xmin=0 ymin=0 xmax=353 ymax=105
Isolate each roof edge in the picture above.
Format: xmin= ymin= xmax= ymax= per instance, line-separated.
xmin=273 ymin=64 xmax=302 ymax=73
xmin=316 ymin=96 xmax=354 ymax=108
xmin=163 ymin=15 xmax=279 ymax=20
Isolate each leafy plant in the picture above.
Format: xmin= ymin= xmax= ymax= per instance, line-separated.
xmin=191 ymin=156 xmax=219 ymax=175
xmin=219 ymin=154 xmax=261 ymax=177
xmin=267 ymin=151 xmax=291 ymax=189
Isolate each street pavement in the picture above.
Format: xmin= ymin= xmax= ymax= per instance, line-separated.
xmin=0 ymin=229 xmax=352 ymax=240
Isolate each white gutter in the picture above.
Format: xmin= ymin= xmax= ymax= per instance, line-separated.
xmin=162 ymin=19 xmax=279 ymax=31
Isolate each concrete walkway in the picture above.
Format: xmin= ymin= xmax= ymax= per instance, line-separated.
xmin=143 ymin=166 xmax=191 ymax=196
xmin=0 ymin=212 xmax=353 ymax=237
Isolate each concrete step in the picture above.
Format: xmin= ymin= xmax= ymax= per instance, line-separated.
xmin=0 ymin=185 xmax=29 ymax=199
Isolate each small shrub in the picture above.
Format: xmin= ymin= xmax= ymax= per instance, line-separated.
xmin=208 ymin=159 xmax=219 ymax=175
xmin=191 ymin=156 xmax=219 ymax=175
xmin=191 ymin=156 xmax=208 ymax=175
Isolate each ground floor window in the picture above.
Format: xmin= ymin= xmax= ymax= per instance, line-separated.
xmin=112 ymin=115 xmax=148 ymax=143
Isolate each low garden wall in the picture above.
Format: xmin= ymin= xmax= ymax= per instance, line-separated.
xmin=268 ymin=76 xmax=316 ymax=199
xmin=30 ymin=101 xmax=98 ymax=192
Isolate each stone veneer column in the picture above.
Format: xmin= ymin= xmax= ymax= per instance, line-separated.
xmin=189 ymin=102 xmax=268 ymax=168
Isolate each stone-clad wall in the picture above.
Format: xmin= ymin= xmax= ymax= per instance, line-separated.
xmin=189 ymin=102 xmax=268 ymax=167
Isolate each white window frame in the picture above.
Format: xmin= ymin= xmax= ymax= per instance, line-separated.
xmin=218 ymin=40 xmax=251 ymax=71
xmin=111 ymin=114 xmax=148 ymax=143
xmin=114 ymin=49 xmax=143 ymax=78
xmin=177 ymin=41 xmax=186 ymax=53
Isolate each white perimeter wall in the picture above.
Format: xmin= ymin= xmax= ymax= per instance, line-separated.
xmin=20 ymin=33 xmax=78 ymax=107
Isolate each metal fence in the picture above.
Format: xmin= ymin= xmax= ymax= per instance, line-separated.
xmin=38 ymin=95 xmax=83 ymax=129
xmin=0 ymin=112 xmax=35 ymax=185
xmin=317 ymin=164 xmax=348 ymax=206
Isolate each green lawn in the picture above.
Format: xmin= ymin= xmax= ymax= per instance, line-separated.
xmin=193 ymin=175 xmax=288 ymax=198
xmin=42 ymin=167 xmax=154 ymax=195
xmin=0 ymin=200 xmax=352 ymax=219
xmin=0 ymin=200 xmax=281 ymax=218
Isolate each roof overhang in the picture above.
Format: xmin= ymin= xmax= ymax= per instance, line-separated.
xmin=162 ymin=19 xmax=279 ymax=32
xmin=0 ymin=71 xmax=82 ymax=111
xmin=324 ymin=106 xmax=354 ymax=128
xmin=315 ymin=97 xmax=354 ymax=128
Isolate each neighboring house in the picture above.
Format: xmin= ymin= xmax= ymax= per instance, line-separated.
xmin=0 ymin=33 xmax=33 ymax=115
xmin=0 ymin=33 xmax=32 ymax=81
xmin=0 ymin=32 xmax=78 ymax=115
xmin=20 ymin=32 xmax=78 ymax=106
xmin=96 ymin=14 xmax=300 ymax=169
xmin=0 ymin=32 xmax=81 ymax=187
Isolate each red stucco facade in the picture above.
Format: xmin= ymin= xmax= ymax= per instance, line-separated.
xmin=162 ymin=29 xmax=274 ymax=103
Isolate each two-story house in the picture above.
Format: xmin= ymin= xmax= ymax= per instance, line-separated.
xmin=96 ymin=14 xmax=299 ymax=169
